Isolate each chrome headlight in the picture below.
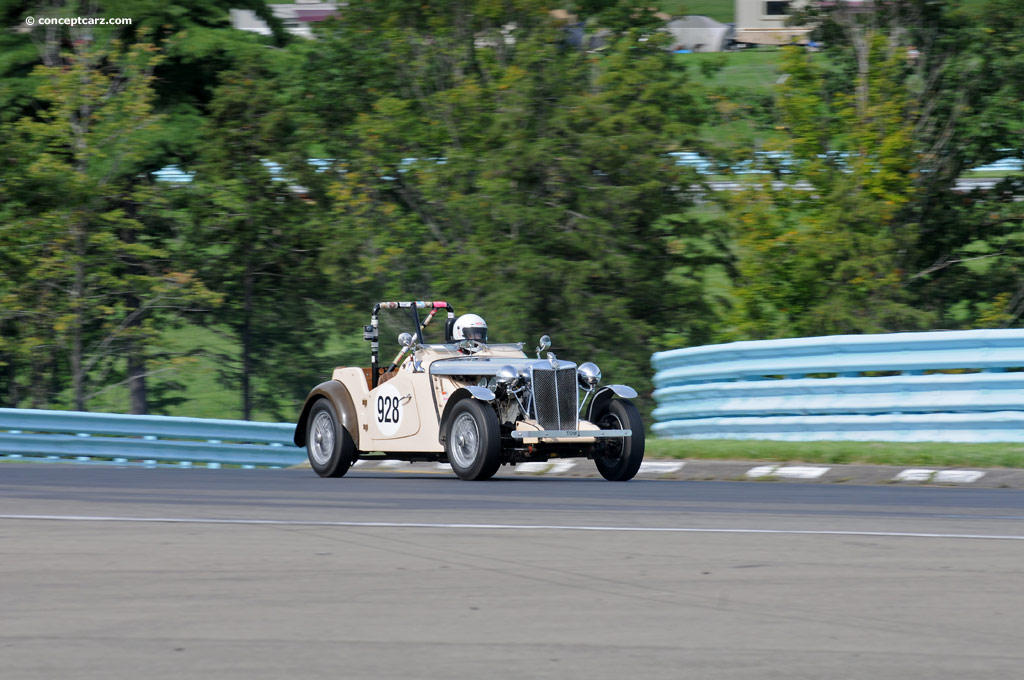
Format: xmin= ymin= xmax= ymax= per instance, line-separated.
xmin=496 ymin=364 xmax=519 ymax=386
xmin=577 ymin=362 xmax=601 ymax=388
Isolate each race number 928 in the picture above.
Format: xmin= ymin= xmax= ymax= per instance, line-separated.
xmin=377 ymin=395 xmax=399 ymax=424
xmin=374 ymin=383 xmax=402 ymax=436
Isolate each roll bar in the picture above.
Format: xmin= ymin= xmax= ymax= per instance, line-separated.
xmin=368 ymin=301 xmax=455 ymax=388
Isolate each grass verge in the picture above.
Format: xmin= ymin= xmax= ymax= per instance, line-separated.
xmin=647 ymin=438 xmax=1024 ymax=469
xmin=658 ymin=0 xmax=734 ymax=23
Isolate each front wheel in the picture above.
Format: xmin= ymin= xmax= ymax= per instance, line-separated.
xmin=593 ymin=398 xmax=645 ymax=481
xmin=306 ymin=399 xmax=357 ymax=478
xmin=445 ymin=399 xmax=501 ymax=481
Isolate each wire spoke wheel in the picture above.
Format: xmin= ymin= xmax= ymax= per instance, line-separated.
xmin=593 ymin=398 xmax=644 ymax=481
xmin=595 ymin=411 xmax=624 ymax=465
xmin=310 ymin=411 xmax=335 ymax=466
xmin=449 ymin=412 xmax=480 ymax=469
xmin=305 ymin=399 xmax=356 ymax=478
xmin=445 ymin=399 xmax=501 ymax=481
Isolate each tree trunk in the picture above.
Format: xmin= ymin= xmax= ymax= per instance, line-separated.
xmin=122 ymin=192 xmax=147 ymax=415
xmin=835 ymin=5 xmax=872 ymax=120
xmin=2 ymin=352 xmax=15 ymax=408
xmin=71 ymin=221 xmax=87 ymax=412
xmin=71 ymin=50 xmax=90 ymax=413
xmin=127 ymin=337 xmax=147 ymax=414
xmin=0 ymin=320 xmax=14 ymax=407
xmin=242 ymin=266 xmax=253 ymax=421
xmin=29 ymin=348 xmax=45 ymax=409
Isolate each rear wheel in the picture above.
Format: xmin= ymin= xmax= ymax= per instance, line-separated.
xmin=593 ymin=398 xmax=644 ymax=481
xmin=306 ymin=399 xmax=356 ymax=478
xmin=445 ymin=399 xmax=501 ymax=481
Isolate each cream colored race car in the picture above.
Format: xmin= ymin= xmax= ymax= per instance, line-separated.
xmin=293 ymin=301 xmax=644 ymax=481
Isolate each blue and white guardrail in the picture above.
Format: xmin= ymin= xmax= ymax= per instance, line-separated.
xmin=0 ymin=408 xmax=301 ymax=468
xmin=651 ymin=329 xmax=1024 ymax=443
xmin=6 ymin=328 xmax=1024 ymax=469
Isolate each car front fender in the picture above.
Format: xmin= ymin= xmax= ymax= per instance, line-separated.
xmin=437 ymin=386 xmax=496 ymax=445
xmin=585 ymin=384 xmax=639 ymax=422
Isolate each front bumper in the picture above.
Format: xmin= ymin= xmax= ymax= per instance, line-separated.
xmin=511 ymin=429 xmax=631 ymax=440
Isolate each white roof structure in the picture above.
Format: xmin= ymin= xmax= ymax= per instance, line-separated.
xmin=230 ymin=2 xmax=340 ymax=39
xmin=664 ymin=15 xmax=735 ymax=52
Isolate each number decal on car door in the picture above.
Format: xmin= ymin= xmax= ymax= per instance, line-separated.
xmin=374 ymin=383 xmax=403 ymax=436
xmin=377 ymin=395 xmax=399 ymax=424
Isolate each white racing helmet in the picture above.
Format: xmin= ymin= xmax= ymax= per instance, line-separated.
xmin=452 ymin=313 xmax=487 ymax=344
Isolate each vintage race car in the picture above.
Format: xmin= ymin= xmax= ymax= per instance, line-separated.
xmin=294 ymin=301 xmax=644 ymax=480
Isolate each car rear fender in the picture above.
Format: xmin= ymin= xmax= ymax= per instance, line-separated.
xmin=437 ymin=386 xmax=496 ymax=445
xmin=294 ymin=380 xmax=360 ymax=448
xmin=585 ymin=385 xmax=639 ymax=422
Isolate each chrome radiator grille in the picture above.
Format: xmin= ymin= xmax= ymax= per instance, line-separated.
xmin=531 ymin=367 xmax=578 ymax=430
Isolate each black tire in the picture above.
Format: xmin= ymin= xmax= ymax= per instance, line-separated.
xmin=306 ymin=399 xmax=357 ymax=478
xmin=445 ymin=399 xmax=501 ymax=481
xmin=593 ymin=398 xmax=645 ymax=481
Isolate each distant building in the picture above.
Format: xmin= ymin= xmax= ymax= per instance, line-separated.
xmin=230 ymin=1 xmax=340 ymax=39
xmin=734 ymin=0 xmax=812 ymax=46
xmin=665 ymin=15 xmax=735 ymax=52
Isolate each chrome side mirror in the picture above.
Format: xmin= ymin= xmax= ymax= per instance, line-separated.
xmin=398 ymin=332 xmax=413 ymax=347
xmin=536 ymin=334 xmax=551 ymax=358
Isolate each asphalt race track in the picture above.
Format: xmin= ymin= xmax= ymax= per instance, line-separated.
xmin=3 ymin=465 xmax=1024 ymax=679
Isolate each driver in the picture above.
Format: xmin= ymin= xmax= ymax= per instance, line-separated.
xmin=452 ymin=313 xmax=488 ymax=346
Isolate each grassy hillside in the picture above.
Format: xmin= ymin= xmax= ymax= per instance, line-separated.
xmin=80 ymin=323 xmax=369 ymax=423
xmin=659 ymin=0 xmax=734 ymax=23
xmin=659 ymin=0 xmax=989 ymax=25
xmin=684 ymin=47 xmax=783 ymax=92
xmin=80 ymin=325 xmax=256 ymax=421
xmin=678 ymin=47 xmax=786 ymax=151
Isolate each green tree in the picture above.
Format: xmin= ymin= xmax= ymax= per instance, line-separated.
xmin=720 ymin=0 xmax=1023 ymax=339
xmin=906 ymin=0 xmax=1024 ymax=327
xmin=721 ymin=42 xmax=932 ymax=338
xmin=302 ymin=0 xmax=712 ymax=396
xmin=0 ymin=34 xmax=213 ymax=411
xmin=2 ymin=0 xmax=284 ymax=413
xmin=2 ymin=1 xmax=286 ymax=171
xmin=185 ymin=48 xmax=332 ymax=420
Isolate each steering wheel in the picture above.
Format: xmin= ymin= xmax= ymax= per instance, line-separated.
xmin=458 ymin=339 xmax=486 ymax=354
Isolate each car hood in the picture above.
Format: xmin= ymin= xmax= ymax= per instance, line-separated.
xmin=428 ymin=356 xmax=577 ymax=377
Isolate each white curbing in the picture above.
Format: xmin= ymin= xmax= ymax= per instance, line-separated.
xmin=895 ymin=469 xmax=935 ymax=482
xmin=935 ymin=470 xmax=986 ymax=483
xmin=894 ymin=469 xmax=986 ymax=483
xmin=747 ymin=465 xmax=830 ymax=479
xmin=638 ymin=461 xmax=685 ymax=474
xmin=513 ymin=460 xmax=578 ymax=474
xmin=334 ymin=460 xmax=994 ymax=483
xmin=2 ymin=454 xmax=1002 ymax=484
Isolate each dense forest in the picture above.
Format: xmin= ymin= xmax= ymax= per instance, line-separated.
xmin=1 ymin=0 xmax=1021 ymax=420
